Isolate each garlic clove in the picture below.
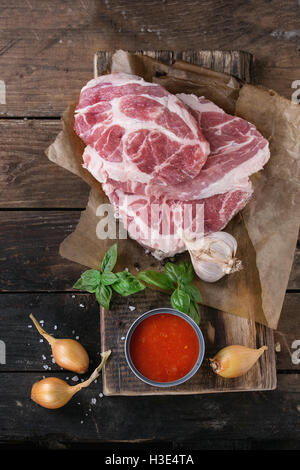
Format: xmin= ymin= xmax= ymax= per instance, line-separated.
xmin=205 ymin=231 xmax=238 ymax=257
xmin=191 ymin=258 xmax=226 ymax=282
xmin=209 ymin=345 xmax=268 ymax=378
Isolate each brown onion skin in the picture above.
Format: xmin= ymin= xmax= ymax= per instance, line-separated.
xmin=52 ymin=339 xmax=89 ymax=374
xmin=31 ymin=377 xmax=72 ymax=409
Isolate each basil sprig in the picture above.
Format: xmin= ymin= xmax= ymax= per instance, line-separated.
xmin=138 ymin=261 xmax=202 ymax=324
xmin=73 ymin=244 xmax=145 ymax=309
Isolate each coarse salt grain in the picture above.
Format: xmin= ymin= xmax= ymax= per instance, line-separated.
xmin=91 ymin=398 xmax=97 ymax=405
xmin=129 ymin=306 xmax=136 ymax=311
xmin=72 ymin=376 xmax=79 ymax=382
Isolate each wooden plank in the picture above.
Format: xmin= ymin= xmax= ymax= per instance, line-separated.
xmin=0 ymin=0 xmax=299 ymax=116
xmin=0 ymin=120 xmax=89 ymax=208
xmin=98 ymin=49 xmax=276 ymax=394
xmin=0 ymin=121 xmax=299 ymax=289
xmin=1 ymin=211 xmax=299 ymax=292
xmin=0 ymin=292 xmax=297 ymax=371
xmin=95 ymin=49 xmax=253 ymax=82
xmin=101 ymin=290 xmax=276 ymax=395
xmin=0 ymin=293 xmax=100 ymax=372
xmin=0 ymin=211 xmax=84 ymax=291
xmin=0 ymin=373 xmax=298 ymax=442
xmin=275 ymin=293 xmax=300 ymax=370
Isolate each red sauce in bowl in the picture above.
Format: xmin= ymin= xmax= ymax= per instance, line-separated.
xmin=129 ymin=313 xmax=200 ymax=383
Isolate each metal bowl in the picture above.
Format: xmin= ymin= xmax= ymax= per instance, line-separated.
xmin=124 ymin=307 xmax=205 ymax=388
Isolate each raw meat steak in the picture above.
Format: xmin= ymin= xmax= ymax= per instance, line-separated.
xmin=81 ymin=92 xmax=269 ymax=200
xmin=103 ymin=182 xmax=253 ymax=259
xmin=163 ymin=94 xmax=270 ymax=200
xmin=74 ymin=73 xmax=210 ymax=190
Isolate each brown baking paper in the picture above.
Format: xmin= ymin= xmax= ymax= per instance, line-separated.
xmin=46 ymin=51 xmax=300 ymax=329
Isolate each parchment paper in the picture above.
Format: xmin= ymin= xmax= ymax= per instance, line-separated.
xmin=46 ymin=51 xmax=300 ymax=329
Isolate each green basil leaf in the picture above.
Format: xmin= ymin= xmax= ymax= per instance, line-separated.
xmin=165 ymin=261 xmax=194 ymax=285
xmin=170 ymin=288 xmax=191 ymax=314
xmin=101 ymin=272 xmax=117 ymax=286
xmin=183 ymin=284 xmax=202 ymax=303
xmin=188 ymin=300 xmax=201 ymax=325
xmin=138 ymin=271 xmax=175 ymax=292
xmin=101 ymin=243 xmax=117 ymax=273
xmin=95 ymin=284 xmax=112 ymax=310
xmin=112 ymin=271 xmax=145 ymax=296
xmin=164 ymin=262 xmax=182 ymax=283
xmin=73 ymin=269 xmax=101 ymax=293
xmin=181 ymin=262 xmax=194 ymax=284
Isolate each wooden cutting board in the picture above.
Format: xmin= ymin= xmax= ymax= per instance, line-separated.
xmin=97 ymin=50 xmax=277 ymax=395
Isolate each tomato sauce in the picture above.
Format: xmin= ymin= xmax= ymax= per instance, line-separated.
xmin=129 ymin=313 xmax=199 ymax=382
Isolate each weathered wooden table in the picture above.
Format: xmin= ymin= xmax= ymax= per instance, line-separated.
xmin=0 ymin=0 xmax=299 ymax=450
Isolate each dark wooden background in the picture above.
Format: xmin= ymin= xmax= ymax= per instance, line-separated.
xmin=0 ymin=0 xmax=300 ymax=451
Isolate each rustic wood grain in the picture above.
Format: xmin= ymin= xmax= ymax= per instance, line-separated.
xmin=100 ymin=291 xmax=276 ymax=395
xmin=0 ymin=120 xmax=89 ymax=208
xmin=0 ymin=0 xmax=299 ymax=446
xmin=275 ymin=293 xmax=300 ymax=370
xmin=0 ymin=372 xmax=298 ymax=443
xmin=0 ymin=293 xmax=101 ymax=372
xmin=0 ymin=292 xmax=297 ymax=371
xmin=0 ymin=122 xmax=299 ymax=288
xmin=96 ymin=49 xmax=276 ymax=395
xmin=95 ymin=49 xmax=253 ymax=82
xmin=0 ymin=211 xmax=84 ymax=291
xmin=1 ymin=210 xmax=299 ymax=293
xmin=0 ymin=0 xmax=299 ymax=116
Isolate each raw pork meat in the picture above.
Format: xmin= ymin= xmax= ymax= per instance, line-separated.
xmin=79 ymin=92 xmax=269 ymax=201
xmin=75 ymin=73 xmax=210 ymax=190
xmin=74 ymin=73 xmax=270 ymax=258
xmin=103 ymin=182 xmax=253 ymax=259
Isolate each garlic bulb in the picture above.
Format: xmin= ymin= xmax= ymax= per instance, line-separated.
xmin=179 ymin=231 xmax=242 ymax=283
